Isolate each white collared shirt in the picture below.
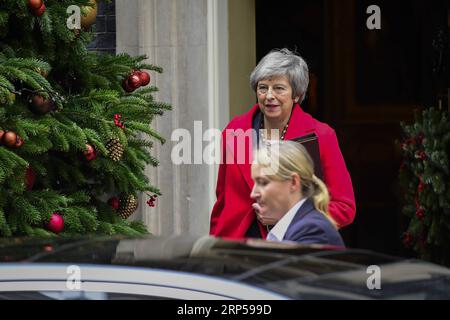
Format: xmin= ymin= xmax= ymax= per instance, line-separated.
xmin=266 ymin=198 xmax=307 ymax=242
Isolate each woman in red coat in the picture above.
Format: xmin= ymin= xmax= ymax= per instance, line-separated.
xmin=210 ymin=48 xmax=355 ymax=240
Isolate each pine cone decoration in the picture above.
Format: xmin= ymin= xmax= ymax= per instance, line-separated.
xmin=118 ymin=195 xmax=139 ymax=220
xmin=106 ymin=137 xmax=124 ymax=162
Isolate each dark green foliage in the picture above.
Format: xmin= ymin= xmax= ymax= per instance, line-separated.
xmin=0 ymin=0 xmax=171 ymax=237
xmin=399 ymin=108 xmax=450 ymax=266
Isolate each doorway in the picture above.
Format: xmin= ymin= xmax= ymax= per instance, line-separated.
xmin=255 ymin=0 xmax=444 ymax=256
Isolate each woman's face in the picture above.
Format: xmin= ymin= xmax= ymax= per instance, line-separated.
xmin=250 ymin=165 xmax=293 ymax=222
xmin=256 ymin=75 xmax=299 ymax=123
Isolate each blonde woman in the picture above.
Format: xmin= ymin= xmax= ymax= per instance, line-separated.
xmin=251 ymin=141 xmax=344 ymax=246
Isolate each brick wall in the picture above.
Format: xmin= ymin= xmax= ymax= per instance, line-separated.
xmin=87 ymin=0 xmax=116 ymax=54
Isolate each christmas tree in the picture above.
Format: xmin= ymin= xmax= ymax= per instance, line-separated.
xmin=0 ymin=0 xmax=171 ymax=237
xmin=399 ymin=108 xmax=450 ymax=266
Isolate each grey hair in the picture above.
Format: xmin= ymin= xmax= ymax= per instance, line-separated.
xmin=250 ymin=48 xmax=309 ymax=103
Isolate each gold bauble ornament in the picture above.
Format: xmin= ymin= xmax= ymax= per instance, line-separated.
xmin=80 ymin=0 xmax=97 ymax=30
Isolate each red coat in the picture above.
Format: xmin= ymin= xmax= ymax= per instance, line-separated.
xmin=210 ymin=104 xmax=356 ymax=239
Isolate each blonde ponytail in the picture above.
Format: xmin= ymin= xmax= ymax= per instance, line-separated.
xmin=311 ymin=175 xmax=337 ymax=228
xmin=254 ymin=141 xmax=338 ymax=229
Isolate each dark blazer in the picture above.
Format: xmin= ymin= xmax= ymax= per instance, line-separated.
xmin=283 ymin=199 xmax=345 ymax=247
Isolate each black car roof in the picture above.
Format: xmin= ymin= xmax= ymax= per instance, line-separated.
xmin=1 ymin=235 xmax=450 ymax=299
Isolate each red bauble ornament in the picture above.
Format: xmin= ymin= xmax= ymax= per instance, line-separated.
xmin=127 ymin=74 xmax=142 ymax=90
xmin=138 ymin=71 xmax=151 ymax=86
xmin=14 ymin=136 xmax=24 ymax=148
xmin=108 ymin=197 xmax=120 ymax=210
xmin=122 ymin=79 xmax=134 ymax=93
xmin=28 ymin=0 xmax=43 ymax=10
xmin=30 ymin=94 xmax=45 ymax=105
xmin=26 ymin=167 xmax=36 ymax=190
xmin=0 ymin=130 xmax=4 ymax=143
xmin=46 ymin=212 xmax=64 ymax=234
xmin=83 ymin=144 xmax=97 ymax=161
xmin=29 ymin=95 xmax=53 ymax=115
xmin=34 ymin=3 xmax=46 ymax=17
xmin=2 ymin=131 xmax=17 ymax=148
